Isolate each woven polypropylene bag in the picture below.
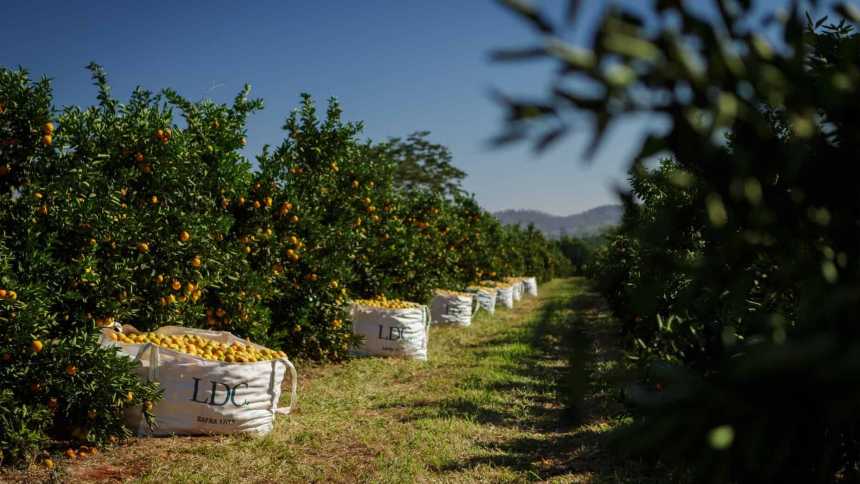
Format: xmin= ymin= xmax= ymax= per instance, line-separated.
xmin=101 ymin=326 xmax=297 ymax=437
xmin=468 ymin=287 xmax=497 ymax=315
xmin=511 ymin=280 xmax=523 ymax=301
xmin=430 ymin=292 xmax=476 ymax=327
xmin=349 ymin=304 xmax=430 ymax=360
xmin=523 ymin=277 xmax=538 ymax=297
xmin=496 ymin=285 xmax=514 ymax=309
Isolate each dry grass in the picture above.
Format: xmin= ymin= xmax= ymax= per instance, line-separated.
xmin=2 ymin=278 xmax=651 ymax=483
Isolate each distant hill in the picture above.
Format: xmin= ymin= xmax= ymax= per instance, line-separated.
xmin=493 ymin=205 xmax=622 ymax=238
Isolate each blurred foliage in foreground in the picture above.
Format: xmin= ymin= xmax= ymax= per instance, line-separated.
xmin=497 ymin=0 xmax=860 ymax=481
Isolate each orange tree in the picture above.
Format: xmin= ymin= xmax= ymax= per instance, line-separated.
xmin=359 ymin=189 xmax=454 ymax=300
xmin=248 ymin=95 xmax=367 ymax=361
xmin=27 ymin=65 xmax=268 ymax=338
xmin=0 ymin=67 xmax=164 ymax=465
xmin=1 ymin=65 xmax=569 ymax=464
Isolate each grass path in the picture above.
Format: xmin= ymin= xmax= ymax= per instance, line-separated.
xmin=8 ymin=278 xmax=645 ymax=483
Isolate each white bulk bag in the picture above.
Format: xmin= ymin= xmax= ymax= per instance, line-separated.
xmin=350 ymin=304 xmax=430 ymax=360
xmin=101 ymin=326 xmax=297 ymax=437
xmin=430 ymin=292 xmax=476 ymax=327
xmin=523 ymin=277 xmax=538 ymax=296
xmin=496 ymin=285 xmax=514 ymax=309
xmin=468 ymin=287 xmax=497 ymax=315
xmin=511 ymin=280 xmax=523 ymax=301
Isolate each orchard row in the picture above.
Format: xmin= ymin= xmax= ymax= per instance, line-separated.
xmin=0 ymin=65 xmax=568 ymax=465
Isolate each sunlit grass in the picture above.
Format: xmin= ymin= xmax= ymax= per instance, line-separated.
xmin=5 ymin=278 xmax=656 ymax=483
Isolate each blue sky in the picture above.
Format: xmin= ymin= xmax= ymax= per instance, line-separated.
xmin=1 ymin=0 xmax=852 ymax=215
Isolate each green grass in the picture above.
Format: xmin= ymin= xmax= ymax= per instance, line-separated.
xmin=9 ymin=278 xmax=652 ymax=483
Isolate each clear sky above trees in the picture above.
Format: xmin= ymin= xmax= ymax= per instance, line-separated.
xmin=0 ymin=0 xmax=846 ymax=214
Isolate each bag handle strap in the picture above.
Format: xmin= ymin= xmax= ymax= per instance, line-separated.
xmin=274 ymin=358 xmax=299 ymax=416
xmin=423 ymin=305 xmax=431 ymax=353
xmin=131 ymin=342 xmax=160 ymax=383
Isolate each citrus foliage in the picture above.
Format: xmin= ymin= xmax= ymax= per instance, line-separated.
xmin=497 ymin=0 xmax=860 ymax=481
xmin=1 ymin=65 xmax=565 ymax=464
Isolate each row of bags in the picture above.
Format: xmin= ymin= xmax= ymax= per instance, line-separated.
xmin=350 ymin=277 xmax=539 ymax=361
xmin=98 ymin=277 xmax=536 ymax=438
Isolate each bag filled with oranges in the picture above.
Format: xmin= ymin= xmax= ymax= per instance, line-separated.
xmin=101 ymin=325 xmax=297 ymax=437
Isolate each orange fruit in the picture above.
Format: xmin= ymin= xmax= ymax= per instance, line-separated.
xmin=44 ymin=458 xmax=54 ymax=469
xmin=8 ymin=290 xmax=16 ymax=300
xmin=179 ymin=230 xmax=190 ymax=242
xmin=134 ymin=152 xmax=144 ymax=162
xmin=64 ymin=449 xmax=77 ymax=459
xmin=66 ymin=365 xmax=77 ymax=376
xmin=31 ymin=340 xmax=43 ymax=353
xmin=263 ymin=196 xmax=273 ymax=207
xmin=253 ymin=200 xmax=261 ymax=209
xmin=171 ymin=279 xmax=182 ymax=291
xmin=191 ymin=256 xmax=202 ymax=268
xmin=0 ymin=289 xmax=6 ymax=298
xmin=42 ymin=134 xmax=52 ymax=146
xmin=137 ymin=242 xmax=150 ymax=254
xmin=126 ymin=391 xmax=134 ymax=402
xmin=150 ymin=195 xmax=159 ymax=205
xmin=290 ymin=215 xmax=300 ymax=224
xmin=144 ymin=401 xmax=154 ymax=412
xmin=43 ymin=122 xmax=55 ymax=134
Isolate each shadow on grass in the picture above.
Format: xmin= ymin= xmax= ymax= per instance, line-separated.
xmin=376 ymin=278 xmax=642 ymax=480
